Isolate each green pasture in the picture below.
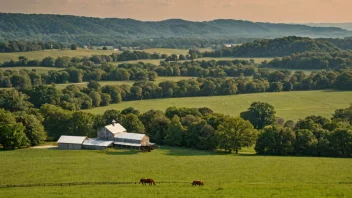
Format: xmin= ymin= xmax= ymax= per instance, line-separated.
xmin=0 ymin=147 xmax=351 ymax=197
xmin=0 ymin=49 xmax=115 ymax=62
xmin=85 ymin=90 xmax=352 ymax=121
xmin=0 ymin=66 xmax=61 ymax=74
xmin=54 ymin=77 xmax=195 ymax=90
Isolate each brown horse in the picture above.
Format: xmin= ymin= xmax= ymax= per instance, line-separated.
xmin=140 ymin=178 xmax=156 ymax=185
xmin=192 ymin=180 xmax=204 ymax=186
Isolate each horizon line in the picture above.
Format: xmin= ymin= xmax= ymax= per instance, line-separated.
xmin=1 ymin=12 xmax=352 ymax=24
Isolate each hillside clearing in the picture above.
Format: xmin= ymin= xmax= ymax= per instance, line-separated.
xmin=85 ymin=90 xmax=352 ymax=121
xmin=0 ymin=147 xmax=351 ymax=197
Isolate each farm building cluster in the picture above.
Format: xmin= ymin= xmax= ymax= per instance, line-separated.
xmin=57 ymin=120 xmax=154 ymax=150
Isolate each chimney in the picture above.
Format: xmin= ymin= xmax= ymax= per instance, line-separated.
xmin=112 ymin=119 xmax=116 ymax=126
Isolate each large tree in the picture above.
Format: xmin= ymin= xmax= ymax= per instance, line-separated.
xmin=328 ymin=129 xmax=352 ymax=157
xmin=0 ymin=109 xmax=28 ymax=149
xmin=164 ymin=115 xmax=185 ymax=146
xmin=14 ymin=112 xmax=46 ymax=146
xmin=39 ymin=104 xmax=73 ymax=140
xmin=216 ymin=117 xmax=257 ymax=153
xmin=255 ymin=125 xmax=296 ymax=155
xmin=240 ymin=102 xmax=276 ymax=129
xmin=71 ymin=111 xmax=97 ymax=137
xmin=0 ymin=89 xmax=33 ymax=112
xmin=120 ymin=114 xmax=145 ymax=134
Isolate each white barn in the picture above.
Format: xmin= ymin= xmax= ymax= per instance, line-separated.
xmin=57 ymin=136 xmax=88 ymax=150
xmin=97 ymin=120 xmax=127 ymax=140
xmin=82 ymin=139 xmax=114 ymax=150
xmin=57 ymin=120 xmax=154 ymax=150
xmin=114 ymin=131 xmax=150 ymax=149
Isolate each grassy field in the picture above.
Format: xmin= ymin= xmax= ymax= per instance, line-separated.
xmin=0 ymin=49 xmax=115 ymax=62
xmin=85 ymin=90 xmax=352 ymax=121
xmin=54 ymin=77 xmax=195 ymax=89
xmin=0 ymin=66 xmax=61 ymax=74
xmin=0 ymin=147 xmax=351 ymax=197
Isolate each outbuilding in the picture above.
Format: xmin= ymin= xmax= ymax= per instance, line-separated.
xmin=114 ymin=132 xmax=150 ymax=150
xmin=57 ymin=136 xmax=88 ymax=150
xmin=82 ymin=138 xmax=113 ymax=150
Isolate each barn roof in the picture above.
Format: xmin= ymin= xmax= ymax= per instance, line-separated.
xmin=114 ymin=142 xmax=142 ymax=147
xmin=114 ymin=132 xmax=145 ymax=140
xmin=57 ymin=136 xmax=87 ymax=144
xmin=82 ymin=139 xmax=113 ymax=147
xmin=105 ymin=123 xmax=126 ymax=134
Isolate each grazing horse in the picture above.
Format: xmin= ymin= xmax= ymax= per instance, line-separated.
xmin=192 ymin=180 xmax=204 ymax=186
xmin=140 ymin=178 xmax=156 ymax=185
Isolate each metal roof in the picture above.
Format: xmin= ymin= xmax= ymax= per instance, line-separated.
xmin=114 ymin=132 xmax=145 ymax=140
xmin=105 ymin=123 xmax=126 ymax=134
xmin=82 ymin=139 xmax=113 ymax=147
xmin=114 ymin=142 xmax=142 ymax=147
xmin=57 ymin=136 xmax=87 ymax=144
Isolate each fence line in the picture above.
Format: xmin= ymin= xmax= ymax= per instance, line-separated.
xmin=0 ymin=181 xmax=191 ymax=189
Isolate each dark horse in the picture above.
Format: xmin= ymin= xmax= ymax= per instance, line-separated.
xmin=192 ymin=180 xmax=204 ymax=186
xmin=140 ymin=178 xmax=156 ymax=185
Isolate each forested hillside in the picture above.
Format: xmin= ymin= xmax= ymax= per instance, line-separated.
xmin=202 ymin=36 xmax=350 ymax=57
xmin=264 ymin=51 xmax=352 ymax=69
xmin=0 ymin=13 xmax=350 ymax=45
xmin=306 ymin=23 xmax=352 ymax=31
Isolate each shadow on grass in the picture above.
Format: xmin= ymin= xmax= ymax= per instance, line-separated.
xmin=164 ymin=146 xmax=238 ymax=156
xmin=322 ymin=89 xmax=345 ymax=92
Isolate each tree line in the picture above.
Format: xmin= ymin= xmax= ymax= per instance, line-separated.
xmin=3 ymin=68 xmax=352 ymax=111
xmin=0 ymin=59 xmax=257 ymax=88
xmin=1 ymin=100 xmax=351 ymax=157
xmin=110 ymin=37 xmax=257 ymax=50
xmin=263 ymin=51 xmax=352 ymax=70
xmin=201 ymin=36 xmax=352 ymax=58
xmin=0 ymin=41 xmax=67 ymax=53
xmin=0 ymin=51 xmax=164 ymax=67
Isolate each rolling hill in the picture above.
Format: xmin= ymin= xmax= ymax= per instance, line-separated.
xmin=0 ymin=13 xmax=350 ymax=45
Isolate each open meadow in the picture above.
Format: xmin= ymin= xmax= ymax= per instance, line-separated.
xmin=0 ymin=49 xmax=115 ymax=62
xmin=0 ymin=147 xmax=351 ymax=198
xmin=85 ymin=90 xmax=352 ymax=121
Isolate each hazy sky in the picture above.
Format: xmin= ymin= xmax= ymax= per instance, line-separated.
xmin=0 ymin=0 xmax=351 ymax=23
